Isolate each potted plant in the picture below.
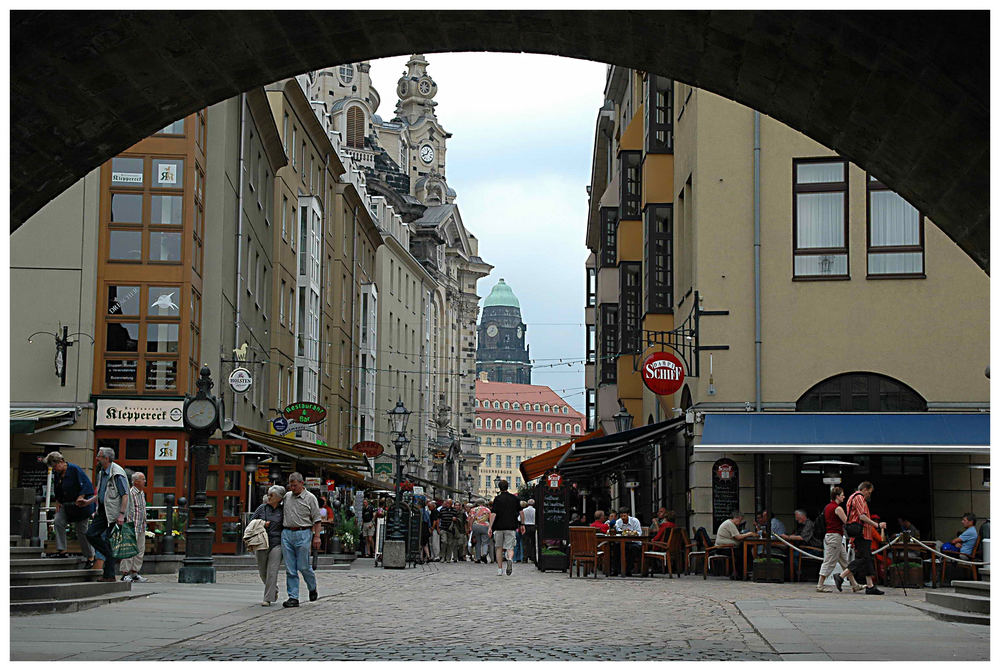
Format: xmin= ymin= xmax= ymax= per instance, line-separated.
xmin=334 ymin=517 xmax=359 ymax=555
xmin=888 ymin=561 xmax=923 ymax=587
xmin=752 ymin=556 xmax=785 ymax=583
xmin=537 ymin=541 xmax=569 ymax=572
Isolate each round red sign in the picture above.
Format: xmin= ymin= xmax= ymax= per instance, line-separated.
xmin=641 ymin=352 xmax=685 ymax=396
xmin=351 ymin=441 xmax=384 ymax=458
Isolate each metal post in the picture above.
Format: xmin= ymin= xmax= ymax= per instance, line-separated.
xmin=163 ymin=494 xmax=176 ymax=554
xmin=31 ymin=495 xmax=43 ymax=547
xmin=179 ymin=440 xmax=216 ymax=583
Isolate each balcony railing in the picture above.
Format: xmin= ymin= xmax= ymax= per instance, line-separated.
xmin=342 ymin=146 xmax=375 ymax=169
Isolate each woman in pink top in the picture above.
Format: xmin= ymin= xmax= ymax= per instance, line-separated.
xmin=469 ymin=501 xmax=492 ymax=563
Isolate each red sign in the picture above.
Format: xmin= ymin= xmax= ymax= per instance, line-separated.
xmin=352 ymin=441 xmax=384 ymax=458
xmin=714 ymin=461 xmax=735 ymax=481
xmin=641 ymin=352 xmax=685 ymax=396
xmin=546 ymin=472 xmax=562 ymax=489
xmin=326 ymin=479 xmax=336 ymax=491
xmin=282 ymin=402 xmax=327 ymax=425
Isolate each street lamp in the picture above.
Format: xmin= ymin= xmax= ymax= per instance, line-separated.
xmin=613 ymin=400 xmax=634 ymax=433
xmin=405 ymin=454 xmax=418 ymax=477
xmin=494 ymin=475 xmax=501 ymax=491
xmin=387 ymin=400 xmax=412 ymax=496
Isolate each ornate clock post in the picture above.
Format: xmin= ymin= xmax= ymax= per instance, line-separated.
xmin=178 ymin=365 xmax=221 ymax=583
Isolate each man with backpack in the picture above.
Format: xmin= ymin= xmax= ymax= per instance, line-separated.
xmin=840 ymin=481 xmax=887 ymax=595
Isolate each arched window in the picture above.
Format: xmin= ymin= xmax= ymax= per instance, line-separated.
xmin=526 ymin=421 xmax=533 ymax=432
xmin=475 ymin=417 xmax=482 ymax=428
xmin=555 ymin=422 xmax=562 ymax=433
xmin=506 ymin=439 xmax=512 ymax=447
xmin=494 ymin=401 xmax=501 ymax=409
xmin=545 ymin=422 xmax=553 ymax=432
xmin=475 ymin=399 xmax=480 ymax=407
xmin=485 ymin=418 xmax=492 ymax=429
xmin=562 ymin=406 xmax=568 ymax=414
xmin=513 ymin=402 xmax=520 ymax=410
xmin=515 ymin=439 xmax=521 ymax=448
xmin=533 ymin=403 xmax=540 ymax=411
xmin=346 ymin=106 xmax=364 ymax=149
xmin=503 ymin=401 xmax=510 ymax=409
xmin=574 ymin=423 xmax=581 ymax=433
xmin=527 ymin=439 xmax=533 ymax=448
xmin=796 ymin=372 xmax=926 ymax=412
xmin=505 ymin=419 xmax=512 ymax=430
xmin=515 ymin=420 xmax=522 ymax=431
xmin=543 ymin=404 xmax=550 ymax=412
xmin=339 ymin=64 xmax=355 ymax=84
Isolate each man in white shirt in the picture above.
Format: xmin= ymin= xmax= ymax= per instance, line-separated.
xmin=611 ymin=508 xmax=643 ymax=576
xmin=715 ymin=510 xmax=757 ymax=578
xmin=519 ymin=499 xmax=536 ymax=564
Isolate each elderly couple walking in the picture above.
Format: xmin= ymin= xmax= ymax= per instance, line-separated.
xmin=248 ymin=472 xmax=323 ymax=608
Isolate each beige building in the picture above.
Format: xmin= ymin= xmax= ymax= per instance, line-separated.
xmin=579 ymin=67 xmax=989 ymax=539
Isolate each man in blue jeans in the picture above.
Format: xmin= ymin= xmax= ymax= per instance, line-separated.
xmin=280 ymin=472 xmax=322 ymax=608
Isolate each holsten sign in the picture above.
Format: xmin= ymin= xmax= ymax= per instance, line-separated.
xmin=96 ymin=398 xmax=184 ymax=428
xmin=641 ymin=352 xmax=685 ymax=396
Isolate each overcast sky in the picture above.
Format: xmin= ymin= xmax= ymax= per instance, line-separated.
xmin=368 ymin=53 xmax=607 ymax=413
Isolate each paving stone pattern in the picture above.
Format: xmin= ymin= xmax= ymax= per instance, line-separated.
xmin=156 ymin=560 xmax=777 ymax=661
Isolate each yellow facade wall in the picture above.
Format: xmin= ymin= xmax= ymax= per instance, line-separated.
xmin=617 ymin=219 xmax=643 ymax=263
xmin=642 ymin=153 xmax=674 ymax=205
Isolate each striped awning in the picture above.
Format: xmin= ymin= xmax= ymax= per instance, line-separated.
xmin=10 ymin=408 xmax=78 ymax=434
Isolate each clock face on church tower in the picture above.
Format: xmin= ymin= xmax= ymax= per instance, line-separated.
xmin=420 ymin=144 xmax=435 ymax=164
xmin=486 ymin=324 xmax=498 ymax=338
xmin=516 ymin=327 xmax=523 ymax=339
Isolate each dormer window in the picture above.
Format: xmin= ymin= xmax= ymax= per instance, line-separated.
xmin=339 ymin=64 xmax=355 ymax=85
xmin=346 ymin=106 xmax=364 ymax=149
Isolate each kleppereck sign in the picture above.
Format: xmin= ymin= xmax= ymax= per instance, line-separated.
xmin=641 ymin=352 xmax=685 ymax=396
xmin=96 ymin=398 xmax=184 ymax=428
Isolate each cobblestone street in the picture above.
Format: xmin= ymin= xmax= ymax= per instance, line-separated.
xmin=156 ymin=559 xmax=776 ymax=661
xmin=12 ymin=558 xmax=989 ymax=661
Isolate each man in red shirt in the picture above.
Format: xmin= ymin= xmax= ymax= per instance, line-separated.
xmin=590 ymin=510 xmax=610 ymax=533
xmin=841 ymin=481 xmax=887 ymax=595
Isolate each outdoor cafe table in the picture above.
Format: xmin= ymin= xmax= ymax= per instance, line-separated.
xmin=740 ymin=537 xmax=796 ymax=582
xmin=885 ymin=540 xmax=938 ymax=587
xmin=596 ymin=533 xmax=654 ymax=577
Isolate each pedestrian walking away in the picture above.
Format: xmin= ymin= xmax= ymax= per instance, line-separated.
xmin=520 ymin=498 xmax=536 ymax=563
xmin=841 ymin=481 xmax=886 ymax=595
xmin=42 ymin=451 xmax=96 ymax=566
xmin=818 ymin=486 xmax=859 ymax=593
xmin=489 ymin=480 xmax=522 ymax=576
xmin=119 ymin=471 xmax=150 ymax=582
xmin=251 ymin=485 xmax=285 ymax=606
xmin=281 ymin=473 xmax=321 ymax=607
xmin=83 ymin=446 xmax=130 ymax=582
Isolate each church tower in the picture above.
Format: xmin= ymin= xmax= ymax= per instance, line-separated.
xmin=476 ymin=279 xmax=531 ymax=384
xmin=394 ymin=54 xmax=454 ymax=206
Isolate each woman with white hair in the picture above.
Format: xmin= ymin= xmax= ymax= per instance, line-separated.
xmin=251 ymin=485 xmax=286 ymax=606
xmin=119 ymin=471 xmax=149 ymax=582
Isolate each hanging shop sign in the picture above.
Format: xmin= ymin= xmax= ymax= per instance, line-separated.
xmin=546 ymin=472 xmax=563 ymax=489
xmin=374 ymin=462 xmax=393 ymax=482
xmin=96 ymin=398 xmax=184 ymax=429
xmin=228 ymin=368 xmax=253 ymax=393
xmin=305 ymin=477 xmax=322 ymax=488
xmin=641 ymin=352 xmax=685 ymax=396
xmin=282 ymin=402 xmax=327 ymax=425
xmin=326 ymin=479 xmax=336 ymax=492
xmin=431 ymin=449 xmax=447 ymax=465
xmin=352 ymin=441 xmax=385 ymax=458
xmin=711 ymin=458 xmax=740 ymax=534
xmin=254 ymin=466 xmax=270 ymax=483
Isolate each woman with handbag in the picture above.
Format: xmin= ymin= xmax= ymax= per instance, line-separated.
xmin=818 ymin=486 xmax=859 ymax=593
xmin=840 ymin=481 xmax=887 ymax=596
xmin=251 ymin=485 xmax=286 ymax=606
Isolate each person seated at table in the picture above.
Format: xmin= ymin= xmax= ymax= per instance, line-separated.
xmin=716 ymin=510 xmax=757 ymax=578
xmin=605 ymin=511 xmax=618 ymax=531
xmin=608 ymin=508 xmax=643 ymax=576
xmin=898 ymin=517 xmax=920 ymax=540
xmin=950 ymin=513 xmax=978 ymax=559
xmin=651 ymin=510 xmax=677 ymax=543
xmin=755 ymin=509 xmax=786 ymax=537
xmin=590 ymin=510 xmax=610 ymax=534
xmin=780 ymin=509 xmax=819 ymax=548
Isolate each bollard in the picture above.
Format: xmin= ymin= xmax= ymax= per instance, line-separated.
xmin=163 ymin=494 xmax=178 ymax=554
xmin=31 ymin=495 xmax=44 ymax=547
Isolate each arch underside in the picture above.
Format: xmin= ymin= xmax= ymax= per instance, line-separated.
xmin=11 ymin=10 xmax=988 ymax=272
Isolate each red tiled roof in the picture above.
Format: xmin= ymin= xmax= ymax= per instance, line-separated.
xmin=475 ymin=381 xmax=585 ymax=421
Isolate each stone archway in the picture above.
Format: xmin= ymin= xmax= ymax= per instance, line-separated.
xmin=11 ymin=10 xmax=988 ymax=271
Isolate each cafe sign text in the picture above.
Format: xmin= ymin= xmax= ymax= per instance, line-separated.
xmin=96 ymin=398 xmax=184 ymax=429
xmin=641 ymin=352 xmax=685 ymax=396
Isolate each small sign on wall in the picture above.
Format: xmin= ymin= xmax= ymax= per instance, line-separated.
xmin=154 ymin=439 xmax=178 ymax=460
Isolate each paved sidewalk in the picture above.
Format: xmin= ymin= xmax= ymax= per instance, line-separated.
xmin=9 ymin=559 xmax=990 ymax=661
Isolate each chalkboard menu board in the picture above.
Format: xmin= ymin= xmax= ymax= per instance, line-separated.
xmin=18 ymin=452 xmax=48 ymax=494
xmin=406 ymin=502 xmax=423 ymax=560
xmin=712 ymin=458 xmax=740 ymax=533
xmin=385 ymin=502 xmax=410 ymax=543
xmin=538 ymin=483 xmax=569 ymax=542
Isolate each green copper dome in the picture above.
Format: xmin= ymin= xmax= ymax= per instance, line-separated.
xmin=483 ymin=279 xmax=520 ymax=309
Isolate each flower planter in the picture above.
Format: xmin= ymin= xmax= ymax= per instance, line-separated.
xmin=888 ymin=563 xmax=923 ymax=588
xmin=536 ymin=552 xmax=569 ymax=572
xmin=752 ymin=558 xmax=784 ymax=583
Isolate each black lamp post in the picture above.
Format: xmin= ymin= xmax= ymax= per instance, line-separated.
xmin=613 ymin=400 xmax=634 ymax=433
xmin=405 ymin=454 xmax=419 ymax=478
xmin=179 ymin=365 xmax=222 ymax=584
xmin=387 ymin=400 xmax=411 ymax=496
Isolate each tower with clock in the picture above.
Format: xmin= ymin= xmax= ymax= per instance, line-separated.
xmin=475 ymin=279 xmax=531 ymax=384
xmin=394 ymin=54 xmax=453 ymax=206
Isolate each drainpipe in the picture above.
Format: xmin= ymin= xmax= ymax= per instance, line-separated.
xmin=753 ymin=110 xmax=765 ymax=514
xmin=350 ymin=203 xmax=360 ymax=445
xmin=234 ymin=93 xmax=247 ymax=421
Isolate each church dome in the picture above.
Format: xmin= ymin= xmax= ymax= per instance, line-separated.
xmin=483 ymin=279 xmax=520 ymax=309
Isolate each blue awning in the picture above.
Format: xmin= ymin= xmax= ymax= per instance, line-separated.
xmin=697 ymin=413 xmax=989 ymax=454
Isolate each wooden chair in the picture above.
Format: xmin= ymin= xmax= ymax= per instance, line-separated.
xmin=795 ymin=543 xmax=824 ymax=581
xmin=942 ymin=526 xmax=984 ymax=582
xmin=642 ymin=527 xmax=685 ymax=577
xmin=704 ymin=544 xmax=737 ymax=579
xmin=568 ymin=526 xmax=605 ymax=578
xmin=686 ymin=527 xmax=711 ymax=575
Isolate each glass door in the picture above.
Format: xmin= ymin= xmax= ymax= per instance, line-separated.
xmin=206 ymin=439 xmax=246 ymax=554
